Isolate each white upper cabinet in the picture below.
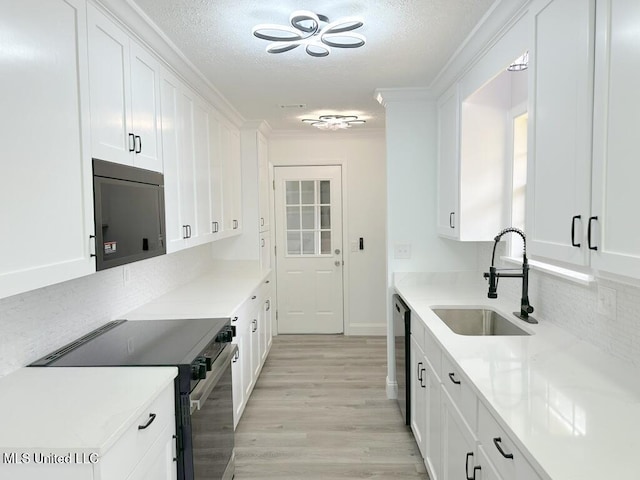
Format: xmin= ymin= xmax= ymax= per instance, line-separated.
xmin=437 ymin=84 xmax=460 ymax=238
xmin=437 ymin=15 xmax=528 ymax=242
xmin=87 ymin=4 xmax=162 ymax=172
xmin=0 ymin=0 xmax=95 ymax=300
xmin=257 ymin=132 xmax=271 ymax=232
xmin=160 ymin=68 xmax=217 ymax=252
xmin=526 ymin=0 xmax=595 ymax=266
xmin=209 ymin=113 xmax=224 ymax=237
xmin=220 ymin=119 xmax=243 ymax=234
xmin=590 ymin=0 xmax=640 ymax=278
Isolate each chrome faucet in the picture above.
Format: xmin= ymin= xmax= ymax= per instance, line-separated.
xmin=483 ymin=228 xmax=537 ymax=324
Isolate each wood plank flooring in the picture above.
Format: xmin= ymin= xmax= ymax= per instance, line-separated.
xmin=234 ymin=335 xmax=429 ymax=479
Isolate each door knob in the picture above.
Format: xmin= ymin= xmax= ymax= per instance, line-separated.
xmin=334 ymin=261 xmax=341 ymax=267
xmin=334 ymin=249 xmax=341 ymax=255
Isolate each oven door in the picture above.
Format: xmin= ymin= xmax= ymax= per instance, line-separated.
xmin=188 ymin=343 xmax=236 ymax=480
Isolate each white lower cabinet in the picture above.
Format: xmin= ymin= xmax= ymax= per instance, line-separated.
xmin=441 ymin=389 xmax=477 ymax=480
xmin=231 ymin=278 xmax=273 ymax=427
xmin=406 ymin=310 xmax=543 ymax=480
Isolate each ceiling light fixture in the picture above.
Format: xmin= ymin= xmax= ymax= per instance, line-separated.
xmin=252 ymin=10 xmax=365 ymax=57
xmin=302 ymin=115 xmax=366 ymax=131
xmin=507 ymin=51 xmax=529 ymax=71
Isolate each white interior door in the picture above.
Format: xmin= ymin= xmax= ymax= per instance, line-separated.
xmin=274 ymin=166 xmax=344 ymax=334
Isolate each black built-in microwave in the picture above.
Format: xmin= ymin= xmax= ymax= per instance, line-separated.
xmin=92 ymin=159 xmax=166 ymax=270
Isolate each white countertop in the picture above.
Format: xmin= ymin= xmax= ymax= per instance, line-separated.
xmin=0 ymin=367 xmax=177 ymax=453
xmin=125 ymin=260 xmax=270 ymax=320
xmin=395 ymin=271 xmax=640 ymax=480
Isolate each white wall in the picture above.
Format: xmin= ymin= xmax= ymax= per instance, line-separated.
xmin=0 ymin=244 xmax=216 ymax=377
xmin=381 ymin=91 xmax=479 ymax=395
xmin=269 ymin=131 xmax=387 ymax=336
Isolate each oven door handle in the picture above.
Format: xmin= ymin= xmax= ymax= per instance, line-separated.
xmin=190 ymin=343 xmax=237 ymax=415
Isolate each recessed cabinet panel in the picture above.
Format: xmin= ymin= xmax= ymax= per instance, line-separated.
xmin=0 ymin=0 xmax=95 ymax=299
xmin=437 ymin=85 xmax=460 ymax=238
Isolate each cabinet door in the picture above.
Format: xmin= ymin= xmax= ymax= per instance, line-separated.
xmin=209 ymin=113 xmax=224 ymax=237
xmin=437 ymin=85 xmax=460 ymax=238
xmin=221 ymin=121 xmax=242 ymax=234
xmin=87 ymin=4 xmax=133 ymax=166
xmin=260 ymin=233 xmax=271 ymax=272
xmin=526 ymin=0 xmax=595 ymax=266
xmin=424 ymin=360 xmax=442 ymax=480
xmin=130 ymin=42 xmax=162 ymax=172
xmin=126 ymin=425 xmax=177 ymax=480
xmin=410 ymin=336 xmax=427 ymax=457
xmin=0 ymin=0 xmax=95 ymax=300
xmin=251 ymin=314 xmax=261 ymax=380
xmin=193 ymin=99 xmax=213 ymax=242
xmin=263 ymin=295 xmax=273 ymax=358
xmin=591 ymin=0 xmax=640 ymax=278
xmin=239 ymin=314 xmax=253 ymax=400
xmin=441 ymin=389 xmax=477 ymax=480
xmin=231 ymin=327 xmax=244 ymax=428
xmin=177 ymin=89 xmax=197 ymax=241
xmin=258 ymin=132 xmax=271 ymax=232
xmin=159 ymin=71 xmax=186 ymax=253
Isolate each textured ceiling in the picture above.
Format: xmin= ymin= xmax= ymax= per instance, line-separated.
xmin=132 ymin=0 xmax=496 ymax=132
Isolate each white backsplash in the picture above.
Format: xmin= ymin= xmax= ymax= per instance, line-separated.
xmin=0 ymin=245 xmax=215 ymax=377
xmin=480 ymin=243 xmax=640 ymax=366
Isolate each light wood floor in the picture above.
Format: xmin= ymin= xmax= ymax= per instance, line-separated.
xmin=234 ymin=335 xmax=429 ymax=479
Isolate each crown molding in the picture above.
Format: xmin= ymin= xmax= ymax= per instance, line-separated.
xmin=374 ymin=88 xmax=434 ymax=107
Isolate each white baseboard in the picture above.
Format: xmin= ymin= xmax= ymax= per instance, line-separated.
xmin=386 ymin=376 xmax=398 ymax=399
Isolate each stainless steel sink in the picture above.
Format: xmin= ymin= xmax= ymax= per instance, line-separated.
xmin=431 ymin=308 xmax=530 ymax=336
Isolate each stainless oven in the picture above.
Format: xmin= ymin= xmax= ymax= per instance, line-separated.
xmin=31 ymin=317 xmax=236 ymax=480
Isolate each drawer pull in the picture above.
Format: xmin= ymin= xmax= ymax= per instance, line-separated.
xmin=417 ymin=362 xmax=423 ymax=382
xmin=232 ymin=316 xmax=238 ymax=323
xmin=465 ymin=452 xmax=481 ymax=480
xmin=138 ymin=413 xmax=157 ymax=430
xmin=420 ymin=368 xmax=426 ymax=388
xmin=251 ymin=295 xmax=257 ymax=300
xmin=493 ymin=437 xmax=514 ymax=459
xmin=448 ymin=372 xmax=461 ymax=385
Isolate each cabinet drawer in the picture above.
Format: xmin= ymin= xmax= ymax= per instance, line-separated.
xmin=99 ymin=383 xmax=175 ymax=479
xmin=478 ymin=402 xmax=539 ymax=480
xmin=441 ymin=354 xmax=477 ymax=431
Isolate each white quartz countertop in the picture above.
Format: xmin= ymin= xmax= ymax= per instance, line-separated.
xmin=0 ymin=367 xmax=176 ymax=453
xmin=125 ymin=260 xmax=270 ymax=320
xmin=395 ymin=272 xmax=640 ymax=480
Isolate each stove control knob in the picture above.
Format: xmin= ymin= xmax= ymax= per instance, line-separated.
xmin=217 ymin=328 xmax=233 ymax=343
xmin=204 ymin=355 xmax=212 ymax=371
xmin=191 ymin=365 xmax=200 ymax=381
xmin=197 ymin=361 xmax=207 ymax=380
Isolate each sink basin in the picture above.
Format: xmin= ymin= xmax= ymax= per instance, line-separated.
xmin=431 ymin=308 xmax=530 ymax=336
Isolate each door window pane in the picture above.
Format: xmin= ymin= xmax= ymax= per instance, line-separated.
xmin=320 ymin=206 xmax=331 ymax=229
xmin=320 ymin=181 xmax=330 ymax=204
xmin=284 ymin=179 xmax=333 ymax=256
xmin=301 ymin=206 xmax=315 ymax=229
xmin=301 ymin=181 xmax=315 ymax=204
xmin=286 ymin=206 xmax=300 ymax=230
xmin=320 ymin=231 xmax=331 ymax=254
xmin=286 ymin=181 xmax=300 ymax=205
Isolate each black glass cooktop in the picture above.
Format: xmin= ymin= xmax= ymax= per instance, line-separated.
xmin=31 ymin=318 xmax=229 ymax=367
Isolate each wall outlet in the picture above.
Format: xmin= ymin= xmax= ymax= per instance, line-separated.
xmin=394 ymin=243 xmax=411 ymax=259
xmin=597 ymin=285 xmax=616 ymax=318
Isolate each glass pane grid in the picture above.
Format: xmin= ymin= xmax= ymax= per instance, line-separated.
xmin=284 ymin=179 xmax=332 ymax=257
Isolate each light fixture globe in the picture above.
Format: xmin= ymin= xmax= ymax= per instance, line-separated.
xmin=252 ymin=10 xmax=365 ymax=57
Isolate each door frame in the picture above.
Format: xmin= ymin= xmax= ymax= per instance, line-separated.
xmin=271 ymin=163 xmax=350 ymax=334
